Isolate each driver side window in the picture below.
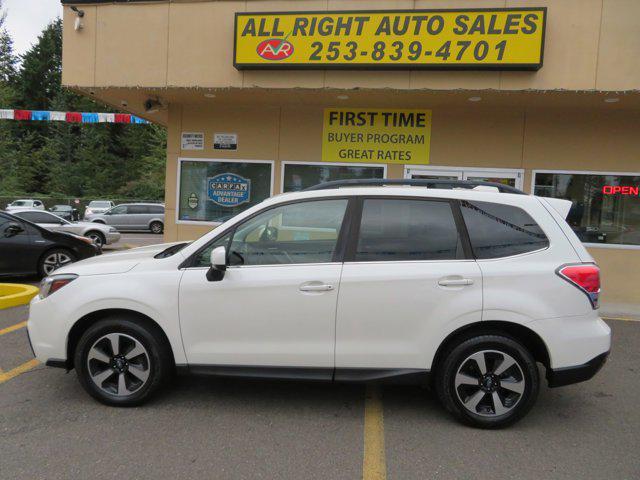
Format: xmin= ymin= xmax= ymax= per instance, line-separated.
xmin=228 ymin=199 xmax=348 ymax=266
xmin=194 ymin=199 xmax=348 ymax=267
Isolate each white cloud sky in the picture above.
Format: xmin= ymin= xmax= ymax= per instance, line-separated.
xmin=3 ymin=0 xmax=62 ymax=56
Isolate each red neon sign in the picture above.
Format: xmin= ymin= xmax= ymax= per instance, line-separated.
xmin=602 ymin=185 xmax=639 ymax=196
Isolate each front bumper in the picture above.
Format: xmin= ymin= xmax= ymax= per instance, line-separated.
xmin=547 ymin=351 xmax=610 ymax=387
xmin=105 ymin=231 xmax=121 ymax=244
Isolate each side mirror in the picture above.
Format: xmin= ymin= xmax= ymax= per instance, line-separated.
xmin=4 ymin=223 xmax=24 ymax=237
xmin=206 ymin=246 xmax=227 ymax=282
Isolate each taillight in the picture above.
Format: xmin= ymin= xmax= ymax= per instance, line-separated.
xmin=556 ymin=264 xmax=600 ymax=309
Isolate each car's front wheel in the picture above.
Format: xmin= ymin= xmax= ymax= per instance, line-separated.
xmin=436 ymin=335 xmax=539 ymax=428
xmin=74 ymin=317 xmax=172 ymax=406
xmin=39 ymin=249 xmax=76 ymax=277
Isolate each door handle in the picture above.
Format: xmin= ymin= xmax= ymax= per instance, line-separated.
xmin=299 ymin=284 xmax=334 ymax=292
xmin=438 ymin=278 xmax=474 ymax=287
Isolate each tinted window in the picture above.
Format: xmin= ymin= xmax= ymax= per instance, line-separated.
xmin=226 ymin=199 xmax=348 ymax=266
xmin=90 ymin=201 xmax=112 ymax=208
xmin=15 ymin=211 xmax=60 ymax=223
xmin=148 ymin=205 xmax=165 ymax=214
xmin=460 ymin=200 xmax=549 ymax=259
xmin=355 ymin=199 xmax=462 ymax=262
xmin=128 ymin=205 xmax=149 ymax=214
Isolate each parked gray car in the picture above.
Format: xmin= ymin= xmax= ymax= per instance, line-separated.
xmin=12 ymin=209 xmax=121 ymax=248
xmin=86 ymin=203 xmax=165 ymax=233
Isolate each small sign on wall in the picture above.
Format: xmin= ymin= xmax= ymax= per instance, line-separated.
xmin=214 ymin=133 xmax=238 ymax=151
xmin=181 ymin=132 xmax=204 ymax=150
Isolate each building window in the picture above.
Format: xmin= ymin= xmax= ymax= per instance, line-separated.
xmin=533 ymin=171 xmax=640 ymax=246
xmin=178 ymin=159 xmax=273 ymax=223
xmin=282 ymin=162 xmax=385 ymax=192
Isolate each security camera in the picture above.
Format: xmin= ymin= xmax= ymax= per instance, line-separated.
xmin=144 ymin=98 xmax=166 ymax=113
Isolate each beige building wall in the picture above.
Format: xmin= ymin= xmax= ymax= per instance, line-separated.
xmin=63 ymin=0 xmax=640 ymax=92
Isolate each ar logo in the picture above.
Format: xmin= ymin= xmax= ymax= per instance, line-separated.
xmin=257 ymin=38 xmax=294 ymax=60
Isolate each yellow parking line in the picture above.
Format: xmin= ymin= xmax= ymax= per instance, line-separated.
xmin=0 ymin=359 xmax=41 ymax=384
xmin=363 ymin=385 xmax=386 ymax=480
xmin=0 ymin=321 xmax=27 ymax=336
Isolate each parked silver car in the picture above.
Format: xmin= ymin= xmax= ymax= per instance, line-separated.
xmin=12 ymin=209 xmax=121 ymax=248
xmin=84 ymin=200 xmax=114 ymax=219
xmin=86 ymin=203 xmax=165 ymax=233
xmin=6 ymin=199 xmax=45 ymax=211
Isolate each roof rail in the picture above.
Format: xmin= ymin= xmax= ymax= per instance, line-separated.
xmin=304 ymin=178 xmax=526 ymax=194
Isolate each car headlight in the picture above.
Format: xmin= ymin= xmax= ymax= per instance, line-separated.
xmin=39 ymin=274 xmax=78 ymax=299
xmin=85 ymin=209 xmax=93 ymax=215
xmin=108 ymin=227 xmax=117 ymax=233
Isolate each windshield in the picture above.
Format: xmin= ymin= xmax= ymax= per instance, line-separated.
xmin=89 ymin=201 xmax=111 ymax=208
xmin=52 ymin=205 xmax=71 ymax=211
xmin=11 ymin=200 xmax=30 ymax=206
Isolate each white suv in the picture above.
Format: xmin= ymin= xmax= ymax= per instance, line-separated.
xmin=27 ymin=180 xmax=611 ymax=428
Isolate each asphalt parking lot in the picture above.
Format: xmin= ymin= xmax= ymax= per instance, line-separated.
xmin=0 ymin=308 xmax=638 ymax=479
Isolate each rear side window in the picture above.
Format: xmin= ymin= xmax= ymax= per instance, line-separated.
xmin=355 ymin=199 xmax=463 ymax=262
xmin=148 ymin=205 xmax=164 ymax=214
xmin=15 ymin=211 xmax=58 ymax=223
xmin=460 ymin=200 xmax=549 ymax=259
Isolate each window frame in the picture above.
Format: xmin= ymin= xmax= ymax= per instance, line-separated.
xmin=180 ymin=196 xmax=357 ymax=269
xmin=280 ymin=161 xmax=388 ymax=193
xmin=176 ymin=157 xmax=275 ymax=226
xmin=344 ymin=196 xmax=474 ymax=263
xmin=531 ymin=169 xmax=640 ymax=250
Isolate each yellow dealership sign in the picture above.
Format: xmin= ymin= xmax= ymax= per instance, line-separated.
xmin=234 ymin=8 xmax=546 ymax=70
xmin=322 ymin=109 xmax=432 ymax=165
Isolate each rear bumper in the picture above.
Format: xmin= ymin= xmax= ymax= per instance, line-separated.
xmin=547 ymin=351 xmax=609 ymax=388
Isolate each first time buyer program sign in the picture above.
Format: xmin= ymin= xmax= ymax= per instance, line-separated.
xmin=234 ymin=8 xmax=546 ymax=70
xmin=322 ymin=109 xmax=432 ymax=165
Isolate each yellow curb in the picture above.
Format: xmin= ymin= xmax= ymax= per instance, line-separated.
xmin=0 ymin=321 xmax=27 ymax=336
xmin=0 ymin=284 xmax=39 ymax=310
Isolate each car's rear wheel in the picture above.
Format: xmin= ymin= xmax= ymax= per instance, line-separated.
xmin=38 ymin=249 xmax=76 ymax=277
xmin=436 ymin=335 xmax=539 ymax=428
xmin=150 ymin=221 xmax=163 ymax=234
xmin=85 ymin=231 xmax=105 ymax=248
xmin=74 ymin=317 xmax=171 ymax=406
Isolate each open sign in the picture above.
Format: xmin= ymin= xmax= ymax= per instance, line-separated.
xmin=602 ymin=185 xmax=639 ymax=196
xmin=257 ymin=38 xmax=294 ymax=60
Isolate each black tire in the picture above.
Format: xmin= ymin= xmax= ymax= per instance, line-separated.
xmin=85 ymin=230 xmax=106 ymax=248
xmin=74 ymin=316 xmax=172 ymax=407
xmin=38 ymin=248 xmax=76 ymax=277
xmin=150 ymin=221 xmax=163 ymax=234
xmin=435 ymin=335 xmax=539 ymax=428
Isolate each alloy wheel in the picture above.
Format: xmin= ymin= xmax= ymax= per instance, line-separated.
xmin=87 ymin=233 xmax=103 ymax=247
xmin=43 ymin=252 xmax=73 ymax=275
xmin=454 ymin=350 xmax=525 ymax=417
xmin=87 ymin=333 xmax=151 ymax=396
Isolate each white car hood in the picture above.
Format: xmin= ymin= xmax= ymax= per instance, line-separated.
xmin=55 ymin=241 xmax=186 ymax=276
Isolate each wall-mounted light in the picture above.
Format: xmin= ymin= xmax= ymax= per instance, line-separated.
xmin=337 ymin=95 xmax=349 ymax=100
xmin=70 ymin=6 xmax=85 ymax=31
xmin=144 ymin=97 xmax=167 ymax=114
xmin=468 ymin=96 xmax=482 ymax=102
xmin=604 ymin=97 xmax=620 ymax=103
xmin=204 ymin=93 xmax=216 ymax=98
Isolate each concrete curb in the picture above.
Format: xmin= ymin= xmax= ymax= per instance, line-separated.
xmin=0 ymin=284 xmax=39 ymax=310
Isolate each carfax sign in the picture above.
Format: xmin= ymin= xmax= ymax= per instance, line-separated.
xmin=322 ymin=109 xmax=431 ymax=165
xmin=207 ymin=173 xmax=251 ymax=207
xmin=234 ymin=8 xmax=546 ymax=70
